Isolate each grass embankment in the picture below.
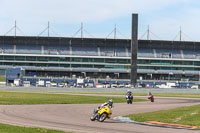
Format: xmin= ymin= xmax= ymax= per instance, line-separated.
xmin=0 ymin=91 xmax=146 ymax=105
xmin=151 ymin=93 xmax=200 ymax=98
xmin=126 ymin=104 xmax=200 ymax=128
xmin=0 ymin=123 xmax=72 ymax=133
xmin=59 ymin=92 xmax=200 ymax=98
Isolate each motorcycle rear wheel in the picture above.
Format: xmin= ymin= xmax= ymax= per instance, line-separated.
xmin=98 ymin=113 xmax=107 ymax=122
xmin=151 ymin=98 xmax=154 ymax=102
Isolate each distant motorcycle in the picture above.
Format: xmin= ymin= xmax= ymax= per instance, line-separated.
xmin=126 ymin=94 xmax=133 ymax=104
xmin=148 ymin=94 xmax=154 ymax=102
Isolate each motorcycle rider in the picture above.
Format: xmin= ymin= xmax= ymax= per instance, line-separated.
xmin=148 ymin=92 xmax=153 ymax=97
xmin=99 ymin=99 xmax=113 ymax=109
xmin=148 ymin=92 xmax=154 ymax=102
xmin=126 ymin=90 xmax=133 ymax=104
xmin=126 ymin=90 xmax=132 ymax=96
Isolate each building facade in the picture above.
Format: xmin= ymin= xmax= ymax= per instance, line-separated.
xmin=0 ymin=36 xmax=200 ymax=81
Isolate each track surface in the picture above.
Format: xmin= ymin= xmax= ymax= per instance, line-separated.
xmin=0 ymin=96 xmax=200 ymax=133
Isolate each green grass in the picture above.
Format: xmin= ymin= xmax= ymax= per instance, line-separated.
xmin=0 ymin=91 xmax=146 ymax=105
xmin=152 ymin=93 xmax=200 ymax=98
xmin=0 ymin=123 xmax=72 ymax=133
xmin=55 ymin=92 xmax=200 ymax=98
xmin=0 ymin=76 xmax=5 ymax=82
xmin=126 ymin=104 xmax=200 ymax=128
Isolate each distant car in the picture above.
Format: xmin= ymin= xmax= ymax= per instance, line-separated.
xmin=50 ymin=82 xmax=57 ymax=87
xmin=137 ymin=84 xmax=143 ymax=88
xmin=96 ymin=83 xmax=104 ymax=88
xmin=191 ymin=85 xmax=199 ymax=89
xmin=125 ymin=84 xmax=131 ymax=88
xmin=111 ymin=83 xmax=117 ymax=88
xmin=58 ymin=83 xmax=65 ymax=87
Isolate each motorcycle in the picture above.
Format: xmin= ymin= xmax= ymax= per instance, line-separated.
xmin=126 ymin=94 xmax=133 ymax=104
xmin=90 ymin=106 xmax=112 ymax=122
xmin=148 ymin=94 xmax=154 ymax=102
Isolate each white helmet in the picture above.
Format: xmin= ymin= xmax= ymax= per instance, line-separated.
xmin=108 ymin=99 xmax=113 ymax=106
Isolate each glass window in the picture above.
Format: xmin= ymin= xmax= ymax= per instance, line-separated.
xmin=71 ymin=58 xmax=82 ymax=62
xmin=48 ymin=64 xmax=59 ymax=67
xmin=94 ymin=65 xmax=104 ymax=68
xmin=0 ymin=56 xmax=3 ymax=60
xmin=59 ymin=57 xmax=70 ymax=62
xmin=104 ymin=65 xmax=125 ymax=69
xmin=94 ymin=58 xmax=104 ymax=63
xmin=82 ymin=64 xmax=93 ymax=68
xmin=26 ymin=56 xmax=36 ymax=61
xmin=172 ymin=61 xmax=182 ymax=65
xmin=15 ymin=56 xmax=26 ymax=61
xmin=194 ymin=62 xmax=200 ymax=66
xmin=138 ymin=60 xmax=149 ymax=64
xmin=183 ymin=61 xmax=193 ymax=65
xmin=49 ymin=57 xmax=59 ymax=62
xmin=71 ymin=64 xmax=81 ymax=68
xmin=82 ymin=58 xmax=88 ymax=62
xmin=60 ymin=64 xmax=70 ymax=67
xmin=105 ymin=59 xmax=116 ymax=63
xmin=117 ymin=59 xmax=129 ymax=64
xmin=4 ymin=56 xmax=14 ymax=60
xmin=37 ymin=57 xmax=48 ymax=61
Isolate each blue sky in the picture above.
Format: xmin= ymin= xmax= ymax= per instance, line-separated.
xmin=1 ymin=0 xmax=200 ymax=41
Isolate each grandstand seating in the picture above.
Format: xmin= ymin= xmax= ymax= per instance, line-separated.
xmin=138 ymin=48 xmax=154 ymax=58
xmin=1 ymin=44 xmax=13 ymax=54
xmin=16 ymin=44 xmax=41 ymax=54
xmin=72 ymin=46 xmax=98 ymax=56
xmin=0 ymin=42 xmax=199 ymax=60
xmin=99 ymin=47 xmax=126 ymax=57
xmin=183 ymin=50 xmax=199 ymax=59
xmin=155 ymin=48 xmax=182 ymax=59
xmin=59 ymin=44 xmax=70 ymax=55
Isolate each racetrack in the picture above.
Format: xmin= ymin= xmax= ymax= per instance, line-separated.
xmin=0 ymin=96 xmax=200 ymax=133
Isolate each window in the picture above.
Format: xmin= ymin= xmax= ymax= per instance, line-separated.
xmin=26 ymin=56 xmax=36 ymax=61
xmin=15 ymin=56 xmax=25 ymax=61
xmin=94 ymin=58 xmax=104 ymax=63
xmin=105 ymin=59 xmax=116 ymax=63
xmin=4 ymin=56 xmax=14 ymax=60
xmin=37 ymin=57 xmax=48 ymax=61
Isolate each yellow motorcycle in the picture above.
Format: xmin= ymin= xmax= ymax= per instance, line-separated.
xmin=90 ymin=106 xmax=112 ymax=122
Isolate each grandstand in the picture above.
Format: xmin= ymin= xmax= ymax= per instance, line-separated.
xmin=0 ymin=36 xmax=200 ymax=83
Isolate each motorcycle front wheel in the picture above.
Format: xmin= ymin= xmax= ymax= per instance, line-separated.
xmin=90 ymin=113 xmax=98 ymax=121
xmin=98 ymin=113 xmax=107 ymax=122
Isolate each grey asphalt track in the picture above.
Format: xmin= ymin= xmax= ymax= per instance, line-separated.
xmin=0 ymin=95 xmax=200 ymax=133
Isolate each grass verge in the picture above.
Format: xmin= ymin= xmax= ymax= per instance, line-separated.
xmin=126 ymin=104 xmax=200 ymax=128
xmin=51 ymin=92 xmax=200 ymax=98
xmin=0 ymin=91 xmax=146 ymax=105
xmin=0 ymin=123 xmax=72 ymax=133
